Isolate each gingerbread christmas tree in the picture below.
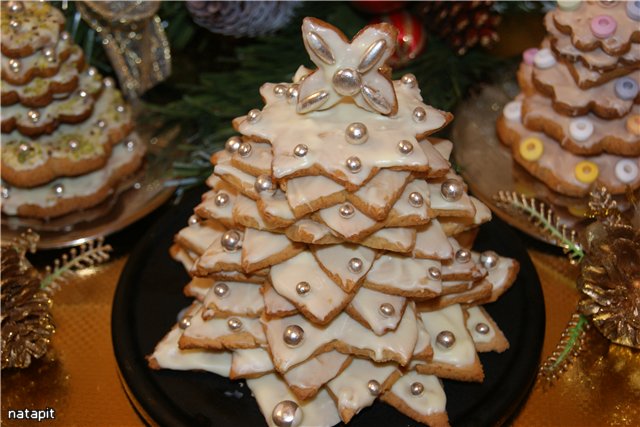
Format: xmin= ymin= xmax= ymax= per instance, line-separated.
xmin=149 ymin=18 xmax=519 ymax=427
xmin=1 ymin=1 xmax=145 ymax=218
xmin=497 ymin=1 xmax=640 ymax=197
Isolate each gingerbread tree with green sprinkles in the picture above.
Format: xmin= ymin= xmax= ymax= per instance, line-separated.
xmin=149 ymin=17 xmax=519 ymax=427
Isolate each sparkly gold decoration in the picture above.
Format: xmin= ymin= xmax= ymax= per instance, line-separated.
xmin=538 ymin=312 xmax=589 ymax=382
xmin=76 ymin=1 xmax=171 ymax=99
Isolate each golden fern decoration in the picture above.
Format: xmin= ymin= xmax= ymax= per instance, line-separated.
xmin=40 ymin=238 xmax=113 ymax=292
xmin=538 ymin=312 xmax=589 ymax=383
xmin=587 ymin=186 xmax=622 ymax=226
xmin=494 ymin=191 xmax=584 ymax=264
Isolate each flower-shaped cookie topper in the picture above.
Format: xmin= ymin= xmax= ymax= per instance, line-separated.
xmin=297 ymin=17 xmax=399 ymax=116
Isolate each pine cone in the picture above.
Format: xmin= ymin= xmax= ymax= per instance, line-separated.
xmin=1 ymin=246 xmax=55 ymax=369
xmin=419 ymin=0 xmax=500 ymax=55
xmin=578 ymin=223 xmax=640 ymax=349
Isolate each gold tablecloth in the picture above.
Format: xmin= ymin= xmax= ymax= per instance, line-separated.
xmin=2 ymin=247 xmax=639 ymax=426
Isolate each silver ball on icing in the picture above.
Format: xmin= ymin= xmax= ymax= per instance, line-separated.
xmin=43 ymin=47 xmax=55 ymax=62
xmin=188 ymin=215 xmax=199 ymax=226
xmin=214 ymin=282 xmax=230 ymax=298
xmin=286 ymin=84 xmax=299 ymax=102
xmin=345 ymin=122 xmax=368 ymax=145
xmin=397 ymin=140 xmax=414 ymax=155
xmin=1 ymin=186 xmax=10 ymax=199
xmin=116 ymin=105 xmax=126 ymax=113
xmin=125 ymin=140 xmax=136 ymax=151
xmin=237 ymin=142 xmax=252 ymax=157
xmin=428 ymin=266 xmax=441 ymax=280
xmin=214 ymin=192 xmax=230 ymax=207
xmin=455 ymin=249 xmax=471 ymax=264
xmin=8 ymin=1 xmax=24 ymax=13
xmin=401 ymin=73 xmax=417 ymax=87
xmin=283 ymin=325 xmax=304 ymax=347
xmin=69 ymin=140 xmax=79 ymax=151
xmin=27 ymin=109 xmax=40 ymax=123
xmin=408 ymin=192 xmax=424 ymax=208
xmin=273 ymin=84 xmax=287 ymax=97
xmin=440 ymin=179 xmax=464 ymax=202
xmin=254 ymin=174 xmax=275 ymax=193
xmin=96 ymin=119 xmax=107 ymax=129
xmin=79 ymin=90 xmax=88 ymax=98
xmin=9 ymin=19 xmax=20 ymax=29
xmin=410 ymin=382 xmax=424 ymax=396
xmin=247 ymin=109 xmax=261 ymax=123
xmin=293 ymin=144 xmax=308 ymax=157
xmin=332 ymin=68 xmax=362 ymax=96
xmin=103 ymin=77 xmax=114 ymax=87
xmin=225 ymin=136 xmax=242 ymax=153
xmin=479 ymin=250 xmax=499 ymax=270
xmin=178 ymin=316 xmax=191 ymax=329
xmin=348 ymin=257 xmax=363 ymax=274
xmin=345 ymin=156 xmax=362 ymax=173
xmin=412 ymin=107 xmax=427 ymax=122
xmin=87 ymin=67 xmax=97 ymax=76
xmin=8 ymin=58 xmax=21 ymax=73
xmin=367 ymin=380 xmax=381 ymax=396
xmin=227 ymin=317 xmax=243 ymax=331
xmin=436 ymin=330 xmax=456 ymax=348
xmin=379 ymin=303 xmax=395 ymax=317
xmin=52 ymin=183 xmax=65 ymax=198
xmin=338 ymin=203 xmax=355 ymax=219
xmin=18 ymin=142 xmax=31 ymax=153
xmin=60 ymin=31 xmax=70 ymax=41
xmin=296 ymin=281 xmax=310 ymax=296
xmin=475 ymin=322 xmax=490 ymax=335
xmin=271 ymin=400 xmax=301 ymax=427
xmin=220 ymin=230 xmax=242 ymax=252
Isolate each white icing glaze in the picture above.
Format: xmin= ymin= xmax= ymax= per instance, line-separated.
xmin=182 ymin=306 xmax=266 ymax=346
xmin=418 ymin=139 xmax=451 ymax=175
xmin=317 ymin=203 xmax=378 ymax=239
xmin=361 ymin=227 xmax=416 ymax=252
xmin=348 ymin=286 xmax=406 ymax=335
xmin=214 ymin=153 xmax=259 ymax=199
xmin=413 ymin=318 xmax=432 ymax=357
xmin=195 ymin=188 xmax=236 ymax=223
xmin=351 ymin=169 xmax=409 ymax=211
xmin=465 ymin=306 xmax=496 ymax=344
xmin=177 ymin=220 xmax=224 ymax=255
xmin=388 ymin=178 xmax=430 ymax=221
xmin=242 ymin=228 xmax=295 ymax=266
xmin=231 ymin=140 xmax=273 ymax=175
xmin=503 ymin=101 xmax=523 ymax=122
xmin=311 ymin=243 xmax=377 ymax=291
xmin=203 ymin=280 xmax=264 ymax=317
xmin=471 ymin=251 xmax=517 ymax=302
xmin=258 ymin=189 xmax=296 ymax=221
xmin=366 ymin=254 xmax=442 ymax=296
xmin=283 ymin=351 xmax=349 ymax=391
xmin=285 ymin=175 xmax=345 ymax=215
xmin=171 ymin=246 xmax=196 ymax=272
xmin=413 ymin=220 xmax=454 ymax=260
xmin=262 ymin=284 xmax=297 ymax=315
xmin=427 ymin=173 xmax=475 ymax=216
xmin=386 ymin=371 xmax=446 ymax=416
xmin=418 ymin=304 xmax=476 ymax=367
xmin=430 ymin=138 xmax=454 ymax=162
xmin=233 ymin=194 xmax=268 ymax=229
xmin=184 ymin=277 xmax=215 ymax=301
xmin=231 ymin=347 xmax=274 ymax=377
xmin=194 ymin=229 xmax=243 ymax=273
xmin=288 ymin=219 xmax=336 ymax=243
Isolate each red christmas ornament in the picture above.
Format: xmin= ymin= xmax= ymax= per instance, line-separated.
xmin=372 ymin=11 xmax=427 ymax=68
xmin=351 ymin=1 xmax=407 ymax=14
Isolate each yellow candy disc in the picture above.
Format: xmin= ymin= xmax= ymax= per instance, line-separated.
xmin=519 ymin=137 xmax=544 ymax=161
xmin=574 ymin=161 xmax=599 ymax=183
xmin=627 ymin=115 xmax=640 ymax=136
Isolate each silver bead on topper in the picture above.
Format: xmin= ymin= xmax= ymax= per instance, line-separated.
xmin=227 ymin=317 xmax=243 ymax=331
xmin=408 ymin=192 xmax=424 ymax=208
xmin=272 ymin=400 xmax=301 ymax=427
xmin=178 ymin=316 xmax=191 ymax=329
xmin=440 ymin=179 xmax=464 ymax=202
xmin=338 ymin=203 xmax=355 ymax=219
xmin=296 ymin=281 xmax=310 ymax=296
xmin=286 ymin=84 xmax=300 ymax=103
xmin=273 ymin=84 xmax=287 ymax=97
xmin=254 ymin=174 xmax=275 ymax=194
xmin=213 ymin=282 xmax=229 ymax=298
xmin=413 ymin=107 xmax=427 ymax=122
xmin=475 ymin=322 xmax=490 ymax=335
xmin=333 ymin=68 xmax=362 ymax=96
xmin=436 ymin=330 xmax=456 ymax=348
xmin=220 ymin=230 xmax=242 ymax=252
xmin=283 ymin=325 xmax=304 ymax=347
xmin=398 ymin=140 xmax=413 ymax=155
xmin=455 ymin=249 xmax=471 ymax=264
xmin=401 ymin=73 xmax=417 ymax=88
xmin=225 ymin=136 xmax=242 ymax=153
xmin=237 ymin=142 xmax=252 ymax=157
xmin=348 ymin=257 xmax=363 ymax=273
xmin=293 ymin=144 xmax=308 ymax=157
xmin=428 ymin=266 xmax=441 ymax=280
xmin=188 ymin=215 xmax=199 ymax=226
xmin=247 ymin=109 xmax=261 ymax=123
xmin=379 ymin=303 xmax=395 ymax=317
xmin=410 ymin=382 xmax=424 ymax=396
xmin=345 ymin=122 xmax=368 ymax=145
xmin=345 ymin=156 xmax=362 ymax=173
xmin=214 ymin=192 xmax=230 ymax=207
xmin=367 ymin=379 xmax=381 ymax=396
xmin=479 ymin=250 xmax=499 ymax=270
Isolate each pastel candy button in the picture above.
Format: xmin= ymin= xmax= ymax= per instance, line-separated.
xmin=519 ymin=137 xmax=544 ymax=161
xmin=590 ymin=15 xmax=617 ymax=38
xmin=627 ymin=114 xmax=640 ymax=135
xmin=569 ymin=118 xmax=594 ymax=141
xmin=615 ymin=159 xmax=639 ymax=183
xmin=523 ymin=48 xmax=538 ymax=65
xmin=574 ymin=161 xmax=599 ymax=183
xmin=627 ymin=0 xmax=640 ymax=21
xmin=614 ymin=77 xmax=639 ymax=100
xmin=533 ymin=49 xmax=556 ymax=69
xmin=557 ymin=0 xmax=582 ymax=10
xmin=503 ymin=101 xmax=522 ymax=122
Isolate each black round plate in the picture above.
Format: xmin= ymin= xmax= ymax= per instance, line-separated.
xmin=112 ymin=186 xmax=545 ymax=427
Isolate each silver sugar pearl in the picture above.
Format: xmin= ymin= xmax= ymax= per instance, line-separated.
xmin=9 ymin=19 xmax=20 ymax=29
xmin=475 ymin=322 xmax=490 ymax=335
xmin=79 ymin=90 xmax=88 ymax=98
xmin=1 ymin=186 xmax=10 ymax=199
xmin=479 ymin=250 xmax=499 ymax=270
xmin=43 ymin=46 xmax=55 ymax=62
xmin=286 ymin=84 xmax=299 ymax=102
xmin=436 ymin=330 xmax=456 ymax=348
xmin=283 ymin=325 xmax=304 ymax=347
xmin=188 ymin=215 xmax=199 ymax=225
xmin=379 ymin=303 xmax=395 ymax=317
xmin=18 ymin=142 xmax=31 ymax=153
xmin=220 ymin=230 xmax=242 ymax=252
xmin=345 ymin=156 xmax=362 ymax=173
xmin=397 ymin=140 xmax=414 ymax=155
xmin=103 ymin=77 xmax=114 ymax=87
xmin=455 ymin=249 xmax=471 ymax=264
xmin=60 ymin=31 xmax=70 ymax=41
xmin=413 ymin=107 xmax=427 ymax=122
xmin=52 ymin=183 xmax=64 ymax=197
xmin=296 ymin=281 xmax=311 ymax=296
xmin=332 ymin=68 xmax=362 ymax=96
xmin=273 ymin=84 xmax=287 ymax=97
xmin=254 ymin=174 xmax=275 ymax=193
xmin=338 ymin=203 xmax=355 ymax=219
xmin=408 ymin=192 xmax=424 ymax=207
xmin=410 ymin=382 xmax=424 ymax=396
xmin=247 ymin=108 xmax=261 ymax=123
xmin=68 ymin=139 xmax=79 ymax=151
xmin=440 ymin=179 xmax=464 ymax=202
xmin=214 ymin=282 xmax=230 ymax=298
xmin=348 ymin=257 xmax=363 ymax=273
xmin=237 ymin=142 xmax=252 ymax=157
xmin=178 ymin=316 xmax=191 ymax=329
xmin=116 ymin=105 xmax=125 ymax=113
xmin=428 ymin=266 xmax=441 ymax=280
xmin=227 ymin=317 xmax=243 ymax=331
xmin=8 ymin=58 xmax=21 ymax=73
xmin=96 ymin=119 xmax=106 ymax=129
xmin=214 ymin=192 xmax=230 ymax=207
xmin=293 ymin=144 xmax=308 ymax=157
xmin=225 ymin=136 xmax=242 ymax=153
xmin=87 ymin=66 xmax=97 ymax=76
xmin=27 ymin=109 xmax=40 ymax=123
xmin=125 ymin=140 xmax=135 ymax=151
xmin=367 ymin=379 xmax=381 ymax=396
xmin=401 ymin=73 xmax=417 ymax=87
xmin=345 ymin=122 xmax=368 ymax=145
xmin=272 ymin=400 xmax=301 ymax=427
xmin=8 ymin=1 xmax=24 ymax=13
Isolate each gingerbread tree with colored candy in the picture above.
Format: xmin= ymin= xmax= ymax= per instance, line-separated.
xmin=149 ymin=17 xmax=519 ymax=427
xmin=497 ymin=1 xmax=640 ymax=198
xmin=1 ymin=1 xmax=145 ymax=218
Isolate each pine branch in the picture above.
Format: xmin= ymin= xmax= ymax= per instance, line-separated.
xmin=494 ymin=191 xmax=585 ymax=263
xmin=587 ymin=186 xmax=622 ymax=226
xmin=40 ymin=238 xmax=113 ymax=293
xmin=538 ymin=312 xmax=589 ymax=382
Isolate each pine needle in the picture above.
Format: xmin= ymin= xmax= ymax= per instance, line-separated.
xmin=538 ymin=312 xmax=589 ymax=383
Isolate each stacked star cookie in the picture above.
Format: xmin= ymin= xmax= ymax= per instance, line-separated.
xmin=1 ymin=1 xmax=145 ymax=218
xmin=497 ymin=0 xmax=640 ymax=197
xmin=149 ymin=18 xmax=519 ymax=427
